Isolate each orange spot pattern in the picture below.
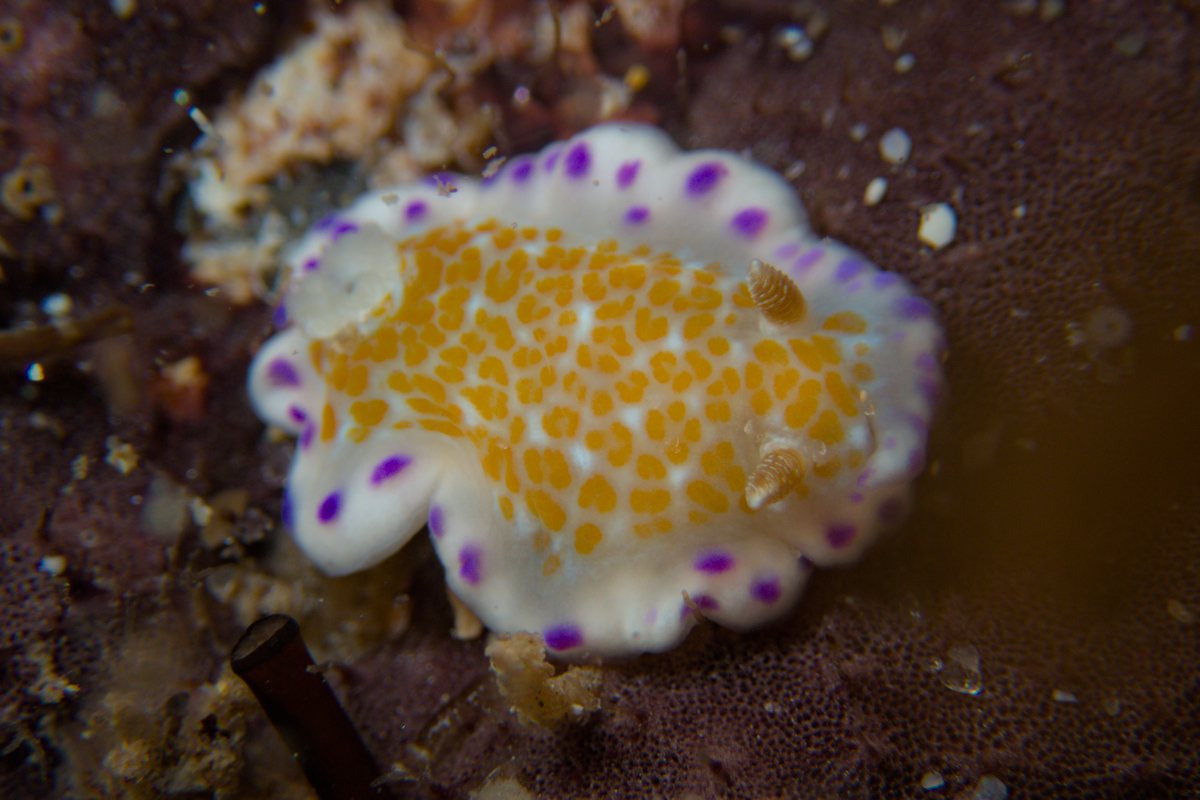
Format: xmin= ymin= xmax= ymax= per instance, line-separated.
xmin=308 ymin=221 xmax=877 ymax=567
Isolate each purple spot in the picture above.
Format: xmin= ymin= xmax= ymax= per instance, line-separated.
xmin=695 ymin=550 xmax=735 ymax=574
xmin=897 ymin=295 xmax=933 ymax=320
xmin=428 ymin=505 xmax=444 ymax=537
xmin=616 ymin=160 xmax=641 ymax=188
xmin=685 ymin=162 xmax=727 ymax=196
xmin=775 ymin=242 xmax=800 ymax=260
xmin=459 ymin=545 xmax=482 ymax=585
xmin=272 ymin=303 xmax=288 ymax=328
xmin=299 ymin=423 xmax=315 ymax=451
xmin=331 ymin=221 xmax=359 ymax=241
xmin=878 ymin=496 xmax=906 ymax=524
xmin=510 ymin=157 xmax=534 ymax=183
xmin=625 ymin=206 xmax=650 ymax=225
xmin=317 ymin=492 xmax=342 ymax=524
xmin=303 ymin=257 xmax=320 ymax=272
xmin=371 ymin=455 xmax=411 ymax=485
xmin=850 ymin=492 xmax=865 ymax=503
xmin=873 ymin=272 xmax=900 ymax=290
xmin=280 ymin=491 xmax=294 ymax=529
xmin=846 ymin=279 xmax=865 ymax=293
xmin=543 ymin=146 xmax=562 ymax=172
xmin=907 ymin=448 xmax=926 ymax=473
xmin=884 ymin=435 xmax=898 ymax=449
xmin=731 ymin=208 xmax=769 ymax=238
xmin=544 ymin=624 xmax=584 ymax=651
xmin=908 ymin=414 xmax=929 ymax=436
xmin=564 ymin=143 xmax=591 ymax=179
xmin=799 ymin=555 xmax=815 ymax=571
xmin=793 ymin=248 xmax=824 ymax=271
xmin=694 ymin=594 xmax=719 ymax=611
xmin=751 ymin=577 xmax=781 ymax=604
xmin=826 ymin=523 xmax=856 ymax=549
xmin=266 ymin=359 xmax=301 ymax=388
xmin=288 ymin=405 xmax=307 ymax=424
xmin=314 ymin=215 xmax=338 ymax=231
xmin=836 ymin=258 xmax=866 ymax=283
xmin=857 ymin=469 xmax=874 ymax=488
xmin=916 ymin=352 xmax=938 ymax=372
xmin=404 ymin=201 xmax=427 ymax=222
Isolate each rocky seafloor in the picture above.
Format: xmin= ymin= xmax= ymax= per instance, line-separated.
xmin=1 ymin=0 xmax=1198 ymax=798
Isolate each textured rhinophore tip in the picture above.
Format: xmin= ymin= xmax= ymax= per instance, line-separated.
xmin=747 ymin=259 xmax=807 ymax=324
xmin=248 ymin=123 xmax=944 ymax=657
xmin=744 ymin=449 xmax=807 ymax=510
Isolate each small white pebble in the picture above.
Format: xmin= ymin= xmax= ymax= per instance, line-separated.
xmin=1052 ymin=689 xmax=1079 ymax=703
xmin=1173 ymin=324 xmax=1194 ymax=342
xmin=26 ymin=363 xmax=44 ymax=382
xmin=41 ymin=293 xmax=73 ymax=318
xmin=1012 ymin=203 xmax=1027 ymax=218
xmin=848 ymin=122 xmax=869 ymax=142
xmin=783 ymin=160 xmax=806 ymax=181
xmin=918 ymin=203 xmax=957 ymax=249
xmin=881 ymin=25 xmax=907 ymax=53
xmin=920 ymin=772 xmax=945 ymax=790
xmin=1103 ymin=695 xmax=1122 ymax=716
xmin=1040 ymin=0 xmax=1065 ymax=21
xmin=110 ymin=0 xmax=136 ymax=19
xmin=864 ymin=177 xmax=888 ymax=206
xmin=38 ymin=555 xmax=66 ymax=576
xmin=880 ymin=127 xmax=912 ymax=164
xmin=971 ymin=776 xmax=1008 ymax=800
xmin=105 ymin=435 xmax=139 ymax=475
xmin=381 ymin=193 xmax=398 ymax=206
xmin=894 ymin=53 xmax=916 ymax=73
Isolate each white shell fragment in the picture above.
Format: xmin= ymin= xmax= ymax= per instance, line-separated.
xmin=880 ymin=128 xmax=912 ymax=164
xmin=918 ymin=203 xmax=957 ymax=249
xmin=864 ymin=177 xmax=888 ymax=206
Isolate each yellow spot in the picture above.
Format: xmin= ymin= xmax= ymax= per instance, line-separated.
xmin=683 ymin=313 xmax=715 ymax=340
xmin=462 ymin=385 xmax=508 ymax=420
xmin=688 ymin=510 xmax=710 ymax=525
xmin=344 ymin=364 xmax=369 ymax=397
xmin=592 ymin=390 xmax=613 ymax=416
xmin=575 ymin=523 xmax=603 ymax=555
xmin=578 ymin=474 xmax=617 ymax=513
xmin=631 ymin=488 xmax=671 ymax=514
xmin=609 ymin=421 xmax=633 ymax=467
xmin=684 ymin=350 xmax=712 ymax=380
xmin=493 ymin=228 xmax=517 ymax=249
xmin=811 ymin=334 xmax=842 ymax=365
xmin=826 ymin=372 xmax=859 ymax=416
xmin=435 ymin=365 xmax=464 ymax=383
xmin=667 ymin=401 xmax=686 ymax=421
xmin=687 ymin=480 xmax=728 ymax=513
xmin=855 ymin=342 xmax=871 ymax=357
xmin=785 ymin=380 xmax=821 ymax=428
xmin=543 ymin=554 xmax=561 ymax=576
xmin=751 ymin=390 xmax=772 ymax=415
xmin=559 ymin=309 xmax=577 ymax=326
xmin=320 ymin=404 xmax=336 ymax=441
xmin=672 ymin=372 xmax=693 ymax=392
xmin=636 ymin=308 xmax=668 ymax=342
xmin=510 ymin=417 xmax=526 ymax=445
xmin=478 ymin=356 xmax=509 ymax=386
xmin=485 ymin=262 xmax=521 ymax=303
xmin=546 ymin=335 xmax=569 ymax=357
xmin=705 ymin=401 xmax=731 ymax=422
xmin=350 ymin=398 xmax=388 ymax=429
xmin=788 ymin=338 xmax=823 ymax=371
xmin=708 ymin=337 xmax=729 ymax=356
xmin=665 ymin=439 xmax=689 ymax=464
xmin=774 ymin=368 xmax=800 ymax=400
xmin=753 ymin=339 xmax=789 ymax=365
xmin=546 ymin=228 xmax=563 ymax=242
xmin=646 ymin=409 xmax=666 ymax=440
xmin=526 ymin=489 xmax=566 ymax=531
xmin=461 ymin=331 xmax=485 ymax=354
xmin=543 ymin=449 xmax=571 ymax=489
xmin=648 ymin=278 xmax=680 ymax=306
xmin=487 ymin=316 xmax=515 ymax=350
xmin=543 ymin=407 xmax=580 ymax=438
xmin=683 ymin=418 xmax=701 ymax=442
xmin=582 ymin=272 xmax=607 ymax=301
xmin=524 ymin=449 xmax=544 ymax=483
xmin=853 ymin=362 xmax=875 ymax=382
xmin=809 ymin=409 xmax=845 ymax=445
xmin=585 ymin=430 xmax=605 ymax=450
xmin=722 ymin=367 xmax=740 ymax=393
xmin=637 ymin=454 xmax=667 ymax=481
xmin=650 ymin=352 xmax=677 ymax=383
xmin=499 ymin=496 xmax=514 ymax=520
xmin=419 ymin=419 xmax=464 ymax=437
xmin=822 ymin=311 xmax=868 ymax=334
xmin=598 ymin=354 xmax=620 ymax=373
xmin=745 ymin=362 xmax=764 ymax=390
xmin=813 ymin=458 xmax=841 ymax=479
xmin=516 ymin=377 xmax=543 ymax=405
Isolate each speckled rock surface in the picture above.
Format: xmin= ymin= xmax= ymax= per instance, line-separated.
xmin=1 ymin=1 xmax=1198 ymax=798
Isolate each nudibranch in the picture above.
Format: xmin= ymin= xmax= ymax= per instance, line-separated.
xmin=248 ymin=125 xmax=943 ymax=658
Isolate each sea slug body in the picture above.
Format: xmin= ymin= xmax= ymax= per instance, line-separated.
xmin=248 ymin=124 xmax=944 ymax=658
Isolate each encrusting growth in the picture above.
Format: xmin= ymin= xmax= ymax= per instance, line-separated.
xmin=248 ymin=124 xmax=944 ymax=657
